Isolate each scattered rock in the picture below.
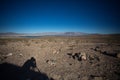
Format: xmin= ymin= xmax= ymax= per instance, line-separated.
xmin=6 ymin=53 xmax=13 ymax=57
xmin=88 ymin=55 xmax=100 ymax=65
xmin=46 ymin=59 xmax=56 ymax=66
xmin=91 ymin=46 xmax=102 ymax=53
xmin=0 ymin=37 xmax=119 ymax=80
xmin=53 ymin=49 xmax=60 ymax=54
xmin=67 ymin=52 xmax=87 ymax=61
xmin=72 ymin=53 xmax=81 ymax=61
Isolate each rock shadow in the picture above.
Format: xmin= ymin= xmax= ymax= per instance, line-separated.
xmin=67 ymin=53 xmax=82 ymax=61
xmin=91 ymin=47 xmax=118 ymax=58
xmin=0 ymin=57 xmax=50 ymax=80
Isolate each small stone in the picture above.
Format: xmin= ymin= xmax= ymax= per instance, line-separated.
xmin=94 ymin=77 xmax=103 ymax=80
xmin=81 ymin=76 xmax=89 ymax=80
xmin=52 ymin=74 xmax=62 ymax=80
xmin=19 ymin=53 xmax=23 ymax=57
xmin=81 ymin=52 xmax=87 ymax=60
xmin=46 ymin=59 xmax=56 ymax=66
xmin=53 ymin=49 xmax=60 ymax=54
xmin=117 ymin=53 xmax=120 ymax=58
xmin=53 ymin=50 xmax=57 ymax=54
xmin=6 ymin=53 xmax=13 ymax=57
xmin=81 ymin=55 xmax=87 ymax=60
xmin=56 ymin=51 xmax=59 ymax=54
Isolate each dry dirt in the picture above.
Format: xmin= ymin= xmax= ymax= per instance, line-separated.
xmin=0 ymin=35 xmax=120 ymax=80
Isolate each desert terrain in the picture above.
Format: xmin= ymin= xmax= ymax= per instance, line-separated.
xmin=0 ymin=35 xmax=120 ymax=80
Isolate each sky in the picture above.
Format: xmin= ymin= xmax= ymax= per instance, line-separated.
xmin=0 ymin=0 xmax=119 ymax=34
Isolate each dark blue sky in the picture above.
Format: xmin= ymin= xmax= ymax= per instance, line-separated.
xmin=0 ymin=0 xmax=119 ymax=33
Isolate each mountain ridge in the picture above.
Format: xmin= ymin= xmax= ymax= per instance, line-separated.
xmin=0 ymin=32 xmax=119 ymax=37
xmin=0 ymin=32 xmax=89 ymax=36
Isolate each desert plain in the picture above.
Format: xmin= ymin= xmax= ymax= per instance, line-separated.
xmin=0 ymin=35 xmax=120 ymax=80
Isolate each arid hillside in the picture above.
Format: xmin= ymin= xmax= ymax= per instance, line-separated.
xmin=0 ymin=35 xmax=120 ymax=80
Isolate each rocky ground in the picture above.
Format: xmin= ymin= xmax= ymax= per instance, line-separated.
xmin=0 ymin=35 xmax=120 ymax=80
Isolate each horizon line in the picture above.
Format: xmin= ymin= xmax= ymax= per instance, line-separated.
xmin=0 ymin=31 xmax=120 ymax=35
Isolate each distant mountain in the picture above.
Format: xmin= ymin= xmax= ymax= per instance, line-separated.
xmin=0 ymin=32 xmax=89 ymax=37
xmin=64 ymin=32 xmax=88 ymax=36
xmin=32 ymin=32 xmax=89 ymax=36
xmin=0 ymin=32 xmax=24 ymax=36
xmin=0 ymin=32 xmax=120 ymax=37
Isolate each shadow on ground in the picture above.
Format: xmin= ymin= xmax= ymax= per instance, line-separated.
xmin=0 ymin=57 xmax=51 ymax=80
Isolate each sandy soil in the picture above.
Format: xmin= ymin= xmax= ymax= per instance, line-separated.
xmin=0 ymin=35 xmax=120 ymax=80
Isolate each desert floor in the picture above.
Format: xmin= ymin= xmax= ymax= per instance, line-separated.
xmin=0 ymin=35 xmax=120 ymax=80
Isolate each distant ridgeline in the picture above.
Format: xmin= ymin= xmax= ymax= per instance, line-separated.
xmin=0 ymin=32 xmax=89 ymax=37
xmin=0 ymin=32 xmax=120 ymax=38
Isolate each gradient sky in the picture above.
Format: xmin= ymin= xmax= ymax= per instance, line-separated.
xmin=0 ymin=0 xmax=119 ymax=33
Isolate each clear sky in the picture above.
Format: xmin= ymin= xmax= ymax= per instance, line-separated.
xmin=0 ymin=0 xmax=119 ymax=33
